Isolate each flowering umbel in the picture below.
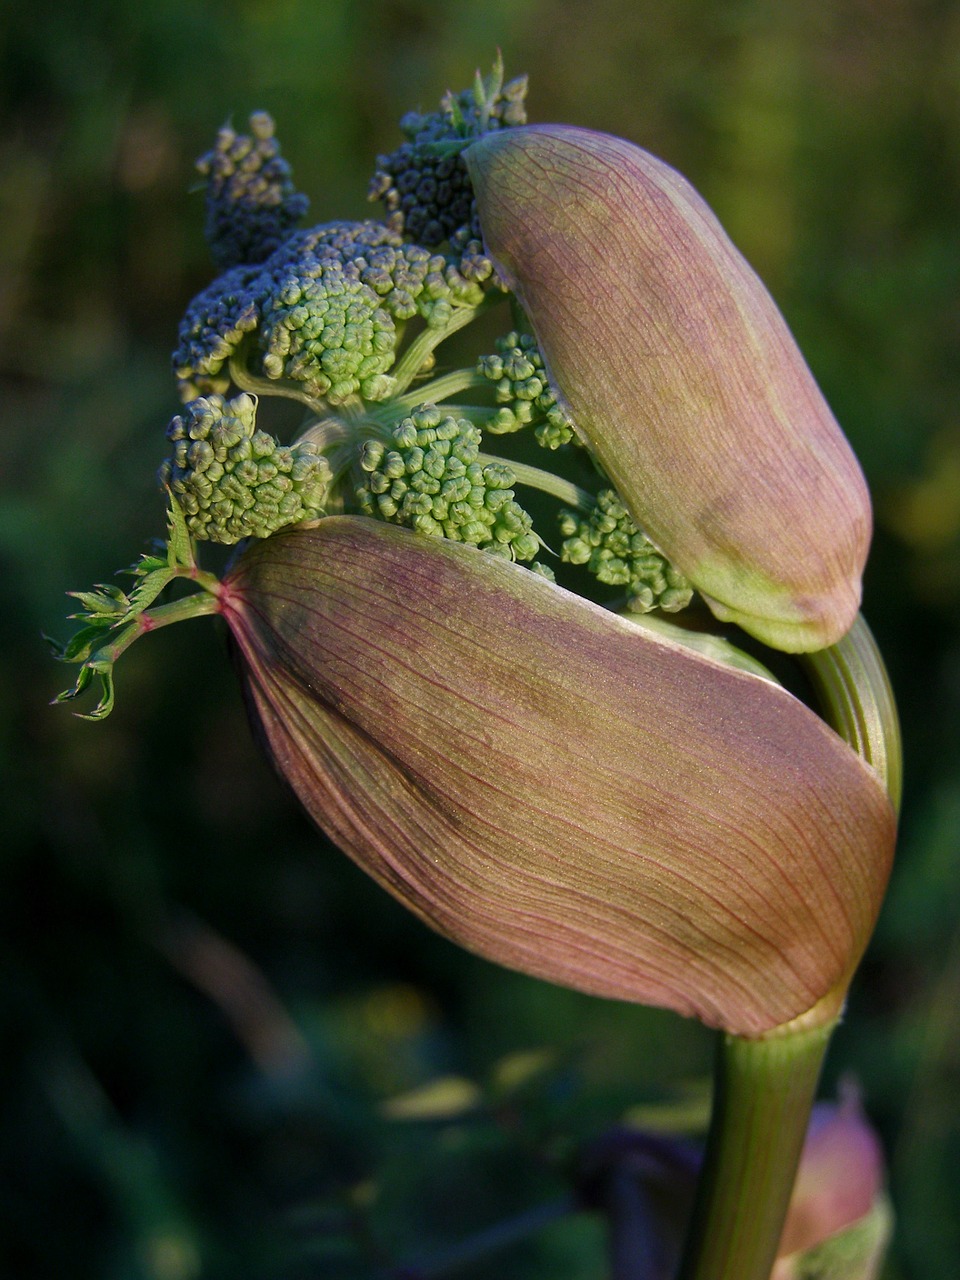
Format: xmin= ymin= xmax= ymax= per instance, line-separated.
xmin=52 ymin=69 xmax=902 ymax=1280
xmin=50 ymin=82 xmax=896 ymax=1039
xmin=53 ymin=71 xmax=898 ymax=1039
xmin=465 ymin=124 xmax=873 ymax=653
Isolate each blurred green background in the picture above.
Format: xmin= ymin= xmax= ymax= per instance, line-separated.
xmin=3 ymin=1 xmax=959 ymax=1276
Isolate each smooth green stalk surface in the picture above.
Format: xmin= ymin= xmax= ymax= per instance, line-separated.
xmin=676 ymin=1018 xmax=834 ymax=1280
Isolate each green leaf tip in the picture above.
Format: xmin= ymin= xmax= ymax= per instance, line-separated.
xmin=53 ymin=660 xmax=117 ymax=722
xmin=165 ymin=487 xmax=196 ymax=569
xmin=50 ymin=495 xmax=223 ymax=719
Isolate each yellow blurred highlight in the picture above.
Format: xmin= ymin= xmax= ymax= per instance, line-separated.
xmin=491 ymin=1047 xmax=557 ymax=1093
xmin=623 ymin=1079 xmax=713 ymax=1136
xmin=886 ymin=428 xmax=960 ymax=551
xmin=361 ymin=982 xmax=431 ymax=1040
xmin=381 ymin=1075 xmax=482 ymax=1121
xmin=348 ymin=1179 xmax=379 ymax=1209
xmin=142 ymin=1233 xmax=202 ymax=1280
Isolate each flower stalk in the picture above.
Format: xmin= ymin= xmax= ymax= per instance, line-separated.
xmin=803 ymin=614 xmax=903 ymax=813
xmin=676 ymin=1017 xmax=836 ymax=1280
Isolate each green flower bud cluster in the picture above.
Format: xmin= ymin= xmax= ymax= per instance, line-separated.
xmin=173 ymin=220 xmax=484 ymax=402
xmin=477 ymin=331 xmax=578 ymax=449
xmin=355 ymin=404 xmax=540 ymax=562
xmin=173 ymin=263 xmax=263 ymax=400
xmin=159 ymin=393 xmax=331 ymax=545
xmin=296 ymin=221 xmax=485 ymax=325
xmin=260 ymin=262 xmax=397 ymax=404
xmin=559 ymin=489 xmax=694 ymax=613
xmin=196 ymin=112 xmax=309 ymax=271
xmin=368 ymin=57 xmax=527 ymax=280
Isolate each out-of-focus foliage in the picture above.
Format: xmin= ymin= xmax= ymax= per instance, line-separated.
xmin=3 ymin=2 xmax=959 ymax=1277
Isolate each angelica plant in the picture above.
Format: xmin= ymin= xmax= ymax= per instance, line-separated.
xmin=52 ymin=58 xmax=899 ymax=1280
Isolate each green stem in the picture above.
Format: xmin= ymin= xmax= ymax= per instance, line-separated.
xmin=294 ymin=416 xmax=355 ymax=455
xmin=367 ymin=403 xmax=509 ymax=430
xmin=228 ymin=353 xmax=326 ymax=413
xmin=801 ymin=613 xmax=902 ymax=815
xmin=676 ymin=1020 xmax=834 ymax=1280
xmin=477 ymin=452 xmax=594 ymax=511
xmin=138 ymin=588 xmax=222 ymax=631
xmin=178 ymin=561 xmax=224 ymax=598
xmin=387 ymin=367 xmax=489 ymax=412
xmin=58 ymin=587 xmax=223 ymax=721
xmin=390 ymin=297 xmax=499 ymax=397
xmin=95 ymin=591 xmax=222 ymax=668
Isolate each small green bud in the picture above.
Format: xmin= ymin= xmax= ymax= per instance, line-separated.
xmin=354 ymin=405 xmax=540 ymax=562
xmin=559 ymin=489 xmax=693 ymax=614
xmin=477 ymin=331 xmax=577 ymax=448
xmin=259 ymin=262 xmax=397 ymax=403
xmin=160 ymin=392 xmax=331 ymax=544
xmin=172 ymin=263 xmax=262 ymax=401
xmin=197 ymin=111 xmax=309 ymax=270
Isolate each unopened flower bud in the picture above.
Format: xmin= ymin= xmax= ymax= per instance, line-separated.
xmin=465 ymin=125 xmax=873 ymax=652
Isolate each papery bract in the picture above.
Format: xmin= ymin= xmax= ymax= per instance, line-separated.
xmin=219 ymin=517 xmax=895 ymax=1036
xmin=465 ymin=125 xmax=872 ymax=653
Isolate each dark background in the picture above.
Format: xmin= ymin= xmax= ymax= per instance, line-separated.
xmin=3 ymin=2 xmax=959 ymax=1276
